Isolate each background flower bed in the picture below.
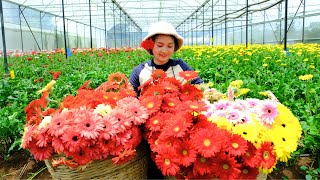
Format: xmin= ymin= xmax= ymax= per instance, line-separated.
xmin=0 ymin=44 xmax=319 ymax=179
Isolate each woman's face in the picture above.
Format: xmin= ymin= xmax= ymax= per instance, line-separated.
xmin=152 ymin=35 xmax=175 ymax=65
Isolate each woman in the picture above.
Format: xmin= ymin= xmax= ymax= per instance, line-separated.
xmin=129 ymin=21 xmax=203 ymax=96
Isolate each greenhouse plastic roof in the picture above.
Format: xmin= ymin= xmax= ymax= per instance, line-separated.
xmin=4 ymin=0 xmax=320 ymax=32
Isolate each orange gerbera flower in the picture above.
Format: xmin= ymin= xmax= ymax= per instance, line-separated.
xmin=151 ymin=69 xmax=167 ymax=80
xmin=52 ymin=71 xmax=61 ymax=80
xmin=179 ymin=71 xmax=199 ymax=81
xmin=175 ymin=139 xmax=197 ymax=167
xmin=108 ymin=72 xmax=128 ymax=84
xmin=184 ymin=100 xmax=208 ymax=113
xmin=142 ymin=85 xmax=165 ymax=96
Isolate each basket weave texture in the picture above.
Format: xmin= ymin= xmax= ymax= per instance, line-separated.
xmin=45 ymin=144 xmax=148 ymax=180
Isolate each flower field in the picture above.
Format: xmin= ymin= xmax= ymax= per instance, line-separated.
xmin=0 ymin=43 xmax=319 ymax=178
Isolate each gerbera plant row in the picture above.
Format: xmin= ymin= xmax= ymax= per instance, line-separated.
xmin=139 ymin=71 xmax=302 ymax=179
xmin=22 ymin=72 xmax=149 ymax=169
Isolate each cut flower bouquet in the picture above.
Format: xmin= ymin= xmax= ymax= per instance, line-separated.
xmin=22 ymin=72 xmax=149 ymax=169
xmin=139 ymin=72 xmax=302 ymax=179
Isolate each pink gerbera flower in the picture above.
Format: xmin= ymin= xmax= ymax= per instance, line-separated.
xmin=115 ymin=129 xmax=132 ymax=146
xmin=256 ymin=100 xmax=278 ymax=125
xmin=28 ymin=141 xmax=54 ymax=160
xmin=110 ymin=108 xmax=131 ymax=131
xmin=213 ymin=100 xmax=231 ymax=111
xmin=116 ymin=96 xmax=139 ymax=108
xmin=125 ymin=103 xmax=149 ymax=125
xmin=61 ymin=131 xmax=88 ymax=153
xmin=100 ymin=114 xmax=119 ymax=140
xmin=47 ymin=110 xmax=71 ymax=137
xmin=22 ymin=125 xmax=37 ymax=148
xmin=75 ymin=108 xmax=104 ymax=139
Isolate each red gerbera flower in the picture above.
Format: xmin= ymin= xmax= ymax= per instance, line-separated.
xmin=225 ymin=133 xmax=248 ymax=156
xmin=124 ymin=125 xmax=142 ymax=149
xmin=28 ymin=141 xmax=54 ymax=160
xmin=155 ymin=149 xmax=180 ymax=176
xmin=52 ymin=71 xmax=61 ymax=80
xmin=193 ymin=155 xmax=214 ymax=176
xmin=184 ymin=100 xmax=208 ymax=114
xmin=159 ymin=114 xmax=192 ymax=139
xmin=179 ymin=71 xmax=199 ymax=81
xmin=140 ymin=38 xmax=155 ymax=50
xmin=145 ymin=112 xmax=170 ymax=132
xmin=211 ymin=153 xmax=241 ymax=179
xmin=112 ymin=149 xmax=137 ymax=165
xmin=159 ymin=81 xmax=179 ymax=94
xmin=142 ymin=85 xmax=166 ymax=96
xmin=179 ymin=84 xmax=204 ymax=101
xmin=257 ymin=142 xmax=277 ymax=169
xmin=242 ymin=142 xmax=261 ymax=168
xmin=175 ymin=139 xmax=197 ymax=167
xmin=161 ymin=97 xmax=182 ymax=113
xmin=238 ymin=166 xmax=260 ymax=179
xmin=139 ymin=96 xmax=162 ymax=115
xmin=190 ymin=128 xmax=222 ymax=158
xmin=151 ymin=69 xmax=167 ymax=80
xmin=71 ymin=149 xmax=92 ymax=166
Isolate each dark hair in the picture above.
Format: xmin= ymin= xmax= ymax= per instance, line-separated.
xmin=150 ymin=34 xmax=179 ymax=55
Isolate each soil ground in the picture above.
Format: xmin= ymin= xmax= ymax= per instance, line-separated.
xmin=0 ymin=149 xmax=312 ymax=179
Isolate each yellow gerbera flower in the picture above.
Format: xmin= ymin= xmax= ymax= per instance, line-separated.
xmin=38 ymin=80 xmax=56 ymax=94
xmin=299 ymin=74 xmax=313 ymax=81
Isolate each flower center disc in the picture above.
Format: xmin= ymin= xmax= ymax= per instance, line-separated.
xmin=174 ymin=127 xmax=180 ymax=132
xmin=165 ymin=158 xmax=170 ymax=165
xmin=203 ymin=139 xmax=211 ymax=147
xmin=223 ymin=164 xmax=229 ymax=170
xmin=153 ymin=120 xmax=158 ymax=125
xmin=263 ymin=151 xmax=270 ymax=160
xmin=147 ymin=103 xmax=154 ymax=108
xmin=182 ymin=150 xmax=188 ymax=155
xmin=232 ymin=142 xmax=239 ymax=149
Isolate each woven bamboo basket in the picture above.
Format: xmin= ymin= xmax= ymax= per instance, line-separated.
xmin=45 ymin=144 xmax=148 ymax=180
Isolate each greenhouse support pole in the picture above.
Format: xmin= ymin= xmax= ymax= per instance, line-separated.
xmin=302 ymin=0 xmax=305 ymax=43
xmin=284 ymin=0 xmax=288 ymax=51
xmin=0 ymin=0 xmax=9 ymax=75
xmin=103 ymin=1 xmax=107 ymax=49
xmin=202 ymin=7 xmax=204 ymax=45
xmin=40 ymin=12 xmax=43 ymax=50
xmin=62 ymin=0 xmax=67 ymax=59
xmin=211 ymin=0 xmax=213 ymax=45
xmin=246 ymin=0 xmax=248 ymax=48
xmin=120 ymin=10 xmax=122 ymax=48
xmin=89 ymin=0 xmax=93 ymax=49
xmin=112 ymin=2 xmax=116 ymax=48
xmin=191 ymin=19 xmax=193 ymax=45
xmin=55 ymin=17 xmax=58 ymax=48
xmin=19 ymin=5 xmax=24 ymax=52
xmin=263 ymin=10 xmax=266 ymax=44
xmin=225 ymin=0 xmax=227 ymax=45
xmin=196 ymin=12 xmax=198 ymax=45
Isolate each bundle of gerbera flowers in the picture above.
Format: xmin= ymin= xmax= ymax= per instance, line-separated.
xmin=22 ymin=72 xmax=149 ymax=169
xmin=139 ymin=70 xmax=257 ymax=179
xmin=203 ymin=80 xmax=302 ymax=176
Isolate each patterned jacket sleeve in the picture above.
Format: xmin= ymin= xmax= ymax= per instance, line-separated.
xmin=129 ymin=66 xmax=141 ymax=96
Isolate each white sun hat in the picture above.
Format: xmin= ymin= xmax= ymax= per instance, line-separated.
xmin=142 ymin=21 xmax=184 ymax=55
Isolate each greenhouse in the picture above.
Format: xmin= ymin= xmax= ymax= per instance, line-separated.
xmin=0 ymin=0 xmax=319 ymax=179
